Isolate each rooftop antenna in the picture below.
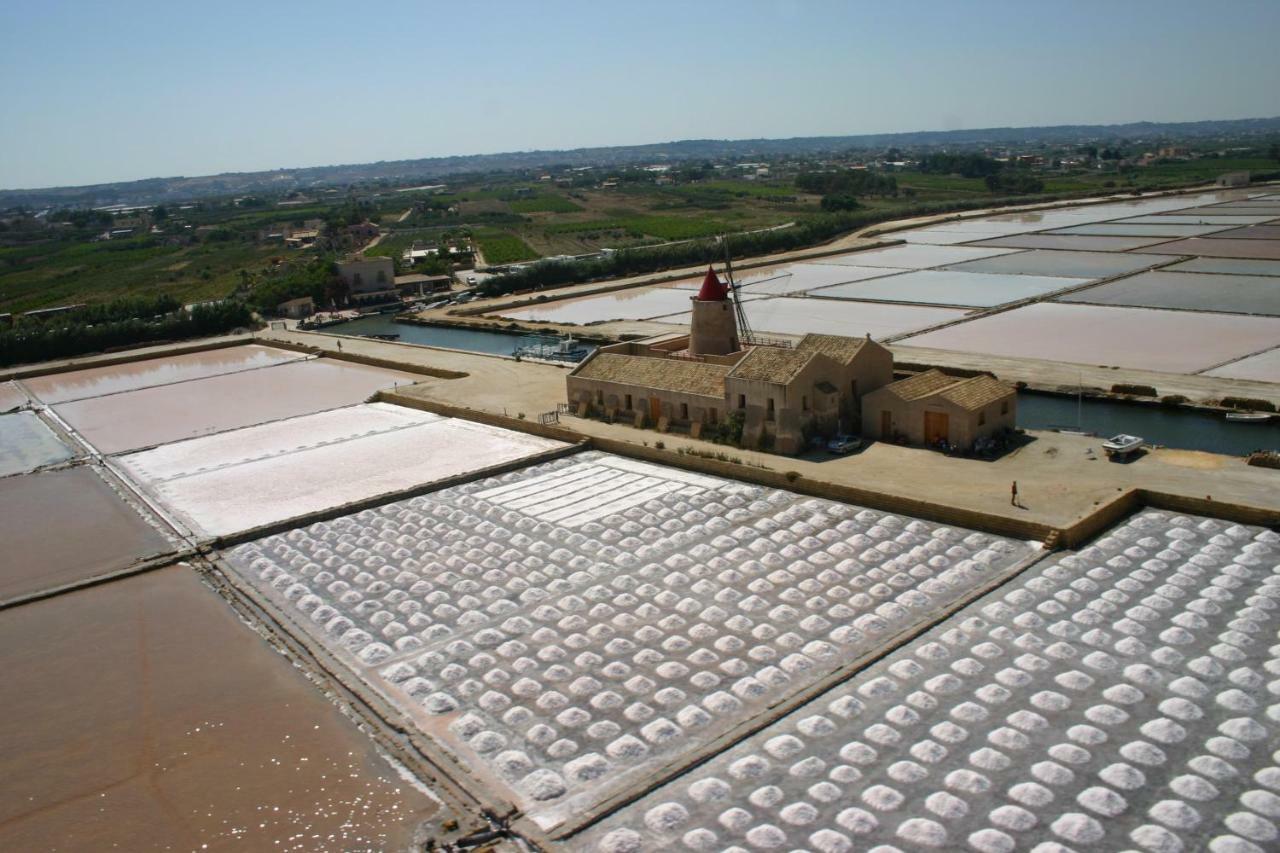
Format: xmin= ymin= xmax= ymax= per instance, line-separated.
xmin=721 ymin=236 xmax=756 ymax=347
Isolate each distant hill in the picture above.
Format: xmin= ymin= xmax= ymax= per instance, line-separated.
xmin=5 ymin=116 xmax=1279 ymax=209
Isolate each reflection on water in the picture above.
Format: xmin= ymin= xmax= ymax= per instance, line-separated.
xmin=1019 ymin=392 xmax=1279 ymax=456
xmin=23 ymin=344 xmax=302 ymax=404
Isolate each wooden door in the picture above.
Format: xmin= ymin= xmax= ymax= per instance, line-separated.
xmin=924 ymin=411 xmax=949 ymax=445
xmin=649 ymin=397 xmax=661 ymax=422
xmin=880 ymin=410 xmax=891 ymax=438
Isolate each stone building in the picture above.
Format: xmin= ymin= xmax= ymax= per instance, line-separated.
xmin=861 ymin=368 xmax=1016 ymax=450
xmin=337 ymin=256 xmax=398 ymax=305
xmin=566 ymin=267 xmax=893 ymax=453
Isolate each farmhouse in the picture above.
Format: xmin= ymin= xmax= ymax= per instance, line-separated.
xmin=861 ymin=368 xmax=1016 ymax=450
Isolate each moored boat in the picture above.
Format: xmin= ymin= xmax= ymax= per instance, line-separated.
xmin=1225 ymin=411 xmax=1272 ymax=423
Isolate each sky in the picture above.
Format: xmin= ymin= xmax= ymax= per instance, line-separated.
xmin=2 ymin=0 xmax=1278 ymax=189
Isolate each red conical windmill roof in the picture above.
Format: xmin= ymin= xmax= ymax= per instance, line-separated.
xmin=696 ymin=266 xmax=729 ymax=301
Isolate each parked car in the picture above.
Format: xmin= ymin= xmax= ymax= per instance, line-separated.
xmin=827 ymin=434 xmax=862 ymax=454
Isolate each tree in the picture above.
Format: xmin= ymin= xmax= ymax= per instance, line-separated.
xmin=919 ymin=153 xmax=1001 ymax=178
xmin=985 ymin=171 xmax=1044 ymax=194
xmin=820 ymin=194 xmax=860 ymax=212
xmin=152 ymin=205 xmax=169 ymax=221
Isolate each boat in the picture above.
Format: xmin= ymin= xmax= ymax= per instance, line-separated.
xmin=1225 ymin=411 xmax=1272 ymax=423
xmin=360 ymin=332 xmax=400 ymax=341
xmin=1102 ymin=434 xmax=1145 ymax=459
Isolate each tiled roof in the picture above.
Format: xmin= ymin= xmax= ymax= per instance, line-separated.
xmin=726 ymin=347 xmax=816 ymax=385
xmin=880 ymin=369 xmax=1013 ymax=411
xmin=940 ymin=373 xmax=1014 ymax=411
xmin=572 ymin=353 xmax=729 ymax=398
xmin=795 ymin=333 xmax=870 ymax=365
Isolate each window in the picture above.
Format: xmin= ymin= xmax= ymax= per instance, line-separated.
xmin=376 ymin=269 xmax=387 ymax=283
xmin=851 ymin=380 xmax=859 ymax=399
xmin=766 ymin=398 xmax=775 ymax=421
xmin=709 ymin=408 xmax=718 ymax=424
xmin=1001 ymin=401 xmax=1009 ymax=415
xmin=680 ymin=403 xmax=689 ymax=420
xmin=596 ymin=390 xmax=603 ymax=404
xmin=802 ymin=396 xmax=808 ymax=412
xmin=625 ymin=394 xmax=632 ymax=410
xmin=979 ymin=411 xmax=986 ymax=426
xmin=738 ymin=394 xmax=746 ymax=409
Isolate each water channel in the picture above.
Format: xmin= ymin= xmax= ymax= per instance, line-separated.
xmin=1017 ymin=391 xmax=1278 ymax=457
xmin=327 ymin=314 xmax=594 ymax=358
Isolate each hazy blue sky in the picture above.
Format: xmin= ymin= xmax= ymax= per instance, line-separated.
xmin=2 ymin=0 xmax=1278 ymax=189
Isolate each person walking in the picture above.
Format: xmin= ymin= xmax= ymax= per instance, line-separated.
xmin=1011 ymin=480 xmax=1019 ymax=507
xmin=336 ymin=340 xmax=343 ymax=353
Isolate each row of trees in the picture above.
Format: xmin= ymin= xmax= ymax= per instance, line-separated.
xmin=0 ymin=300 xmax=253 ymax=367
xmin=795 ymin=170 xmax=898 ymax=197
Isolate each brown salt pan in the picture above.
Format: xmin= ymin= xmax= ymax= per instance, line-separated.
xmin=0 ymin=566 xmax=438 ymax=850
xmin=22 ymin=343 xmax=304 ymax=404
xmin=0 ymin=466 xmax=174 ymax=601
xmin=0 ymin=381 xmax=30 ymax=412
xmin=1143 ymin=237 xmax=1280 ymax=261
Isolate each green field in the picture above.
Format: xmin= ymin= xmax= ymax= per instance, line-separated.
xmin=474 ymin=230 xmax=540 ymax=265
xmin=0 ymin=235 xmax=282 ymax=313
xmin=508 ymin=195 xmax=583 ymax=214
xmin=674 ymin=180 xmax=799 ymax=199
xmin=894 ymin=171 xmax=990 ymax=195
xmin=619 ymin=215 xmax=731 ymax=240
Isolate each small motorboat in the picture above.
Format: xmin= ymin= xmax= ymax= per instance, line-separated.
xmin=1102 ymin=434 xmax=1145 ymax=459
xmin=1225 ymin=411 xmax=1272 ymax=423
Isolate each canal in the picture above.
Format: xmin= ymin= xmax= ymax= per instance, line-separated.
xmin=1018 ymin=391 xmax=1278 ymax=457
xmin=326 ymin=314 xmax=596 ymax=359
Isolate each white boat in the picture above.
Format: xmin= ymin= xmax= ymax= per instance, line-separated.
xmin=1102 ymin=434 xmax=1145 ymax=458
xmin=1225 ymin=411 xmax=1272 ymax=422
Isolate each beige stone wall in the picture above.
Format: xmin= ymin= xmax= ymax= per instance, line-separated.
xmin=338 ymin=257 xmax=395 ymax=294
xmin=566 ymin=375 xmax=726 ymax=427
xmin=862 ymin=390 xmax=1016 ymax=448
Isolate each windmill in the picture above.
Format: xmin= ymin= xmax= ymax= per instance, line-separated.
xmin=720 ymin=236 xmax=757 ymax=347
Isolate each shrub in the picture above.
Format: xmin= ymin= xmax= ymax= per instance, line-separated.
xmin=1160 ymin=394 xmax=1189 ymax=407
xmin=1111 ymin=383 xmax=1157 ymax=397
xmin=1221 ymin=396 xmax=1276 ymax=412
xmin=784 ymin=471 xmax=800 ymax=483
xmin=654 ymin=440 xmax=665 ymax=450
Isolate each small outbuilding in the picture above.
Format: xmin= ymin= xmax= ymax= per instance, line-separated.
xmin=277 ymin=296 xmax=315 ymax=319
xmin=862 ymin=369 xmax=1016 ymax=451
